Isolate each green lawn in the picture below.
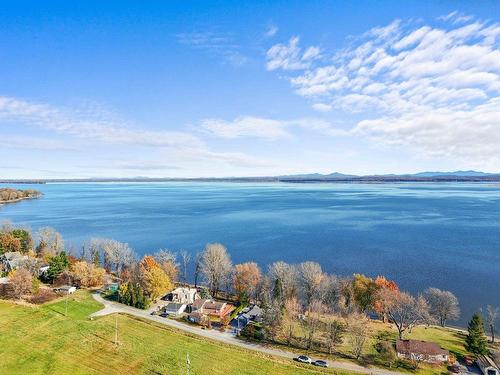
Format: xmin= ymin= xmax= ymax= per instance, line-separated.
xmin=0 ymin=292 xmax=356 ymax=375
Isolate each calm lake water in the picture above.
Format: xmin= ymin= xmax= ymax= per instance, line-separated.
xmin=1 ymin=182 xmax=499 ymax=325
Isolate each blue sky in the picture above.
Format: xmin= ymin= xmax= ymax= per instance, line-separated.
xmin=2 ymin=0 xmax=500 ymax=178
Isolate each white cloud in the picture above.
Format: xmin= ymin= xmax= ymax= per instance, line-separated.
xmin=201 ymin=115 xmax=348 ymax=139
xmin=266 ymin=15 xmax=500 ymax=165
xmin=266 ymin=37 xmax=321 ymax=71
xmin=265 ymin=24 xmax=278 ymax=38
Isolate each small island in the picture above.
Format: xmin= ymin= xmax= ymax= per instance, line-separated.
xmin=0 ymin=188 xmax=42 ymax=204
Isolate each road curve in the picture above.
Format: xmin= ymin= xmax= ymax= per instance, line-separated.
xmin=91 ymin=293 xmax=406 ymax=375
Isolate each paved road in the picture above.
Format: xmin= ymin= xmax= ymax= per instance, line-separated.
xmin=91 ymin=293 xmax=407 ymax=375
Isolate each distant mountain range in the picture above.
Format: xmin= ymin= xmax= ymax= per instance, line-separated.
xmin=2 ymin=171 xmax=500 ymax=184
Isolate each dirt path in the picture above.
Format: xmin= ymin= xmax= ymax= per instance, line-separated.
xmin=91 ymin=293 xmax=406 ymax=375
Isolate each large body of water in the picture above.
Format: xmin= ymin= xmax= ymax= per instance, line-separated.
xmin=1 ymin=182 xmax=499 ymax=325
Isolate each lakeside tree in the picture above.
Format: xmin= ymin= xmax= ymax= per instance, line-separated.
xmin=352 ymin=274 xmax=379 ymax=313
xmin=485 ymin=305 xmax=498 ymax=343
xmin=301 ymin=300 xmax=325 ymax=350
xmin=465 ymin=313 xmax=488 ymax=355
xmin=139 ymin=256 xmax=173 ymax=301
xmin=298 ymin=261 xmax=325 ymax=307
xmin=193 ymin=251 xmax=202 ymax=288
xmin=102 ymin=239 xmax=136 ymax=274
xmin=268 ymin=261 xmax=298 ymax=301
xmin=380 ymin=289 xmax=430 ymax=339
xmin=153 ymin=249 xmax=178 ymax=282
xmin=282 ymin=297 xmax=301 ymax=346
xmin=70 ymin=261 xmax=106 ymax=288
xmin=424 ymin=287 xmax=460 ymax=327
xmin=373 ymin=276 xmax=399 ymax=322
xmin=233 ymin=262 xmax=261 ymax=302
xmin=46 ymin=252 xmax=70 ymax=283
xmin=200 ymin=243 xmax=232 ymax=297
xmin=8 ymin=268 xmax=33 ymax=298
xmin=0 ymin=232 xmax=22 ymax=254
xmin=11 ymin=229 xmax=33 ymax=253
xmin=36 ymin=227 xmax=64 ymax=258
xmin=179 ymin=250 xmax=191 ymax=282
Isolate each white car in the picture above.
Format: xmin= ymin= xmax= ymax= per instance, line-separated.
xmin=294 ymin=355 xmax=312 ymax=364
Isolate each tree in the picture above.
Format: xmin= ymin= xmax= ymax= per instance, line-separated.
xmin=424 ymin=288 xmax=460 ymax=327
xmin=36 ymin=227 xmax=64 ymax=258
xmin=465 ymin=313 xmax=488 ymax=355
xmin=194 ymin=251 xmax=202 ymax=288
xmin=373 ymin=276 xmax=398 ymax=322
xmin=268 ymin=261 xmax=298 ymax=301
xmin=301 ymin=300 xmax=325 ymax=350
xmin=352 ymin=274 xmax=379 ymax=312
xmin=8 ymin=268 xmax=33 ymax=298
xmin=139 ymin=256 xmax=173 ymax=301
xmin=70 ymin=261 xmax=106 ymax=287
xmin=325 ymin=319 xmax=346 ymax=355
xmin=46 ymin=252 xmax=70 ymax=283
xmin=380 ymin=289 xmax=430 ymax=339
xmin=11 ymin=229 xmax=33 ymax=253
xmin=298 ymin=261 xmax=325 ymax=307
xmin=101 ymin=239 xmax=136 ymax=274
xmin=200 ymin=243 xmax=232 ymax=297
xmin=485 ymin=305 xmax=498 ymax=343
xmin=233 ymin=262 xmax=261 ymax=302
xmin=376 ymin=341 xmax=398 ymax=368
xmin=0 ymin=232 xmax=21 ymax=254
xmin=282 ymin=297 xmax=301 ymax=346
xmin=347 ymin=313 xmax=371 ymax=360
xmin=152 ymin=249 xmax=178 ymax=281
xmin=179 ymin=250 xmax=191 ymax=282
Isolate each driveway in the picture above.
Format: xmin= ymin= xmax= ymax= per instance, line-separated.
xmin=91 ymin=293 xmax=407 ymax=375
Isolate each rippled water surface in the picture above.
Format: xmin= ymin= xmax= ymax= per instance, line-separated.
xmin=1 ymin=182 xmax=499 ymax=325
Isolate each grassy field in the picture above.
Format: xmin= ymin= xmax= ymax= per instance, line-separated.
xmin=0 ymin=292 xmax=356 ymax=375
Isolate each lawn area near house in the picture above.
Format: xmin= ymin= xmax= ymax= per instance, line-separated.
xmin=0 ymin=291 xmax=355 ymax=375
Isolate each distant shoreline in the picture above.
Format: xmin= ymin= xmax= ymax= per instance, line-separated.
xmin=2 ymin=176 xmax=500 ymax=184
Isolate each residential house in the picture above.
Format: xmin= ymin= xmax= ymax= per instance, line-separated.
xmin=396 ymin=339 xmax=450 ymax=364
xmin=165 ymin=287 xmax=199 ymax=304
xmin=0 ymin=252 xmax=28 ymax=273
xmin=476 ymin=355 xmax=499 ymax=375
xmin=232 ymin=305 xmax=263 ymax=331
xmin=187 ymin=299 xmax=234 ymax=324
xmin=163 ymin=302 xmax=187 ymax=316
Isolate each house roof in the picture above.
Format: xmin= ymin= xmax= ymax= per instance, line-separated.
xmin=476 ymin=355 xmax=499 ymax=370
xmin=396 ymin=340 xmax=449 ymax=357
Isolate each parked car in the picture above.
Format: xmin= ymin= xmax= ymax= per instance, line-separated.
xmin=294 ymin=355 xmax=312 ymax=364
xmin=159 ymin=312 xmax=169 ymax=318
xmin=313 ymin=360 xmax=328 ymax=367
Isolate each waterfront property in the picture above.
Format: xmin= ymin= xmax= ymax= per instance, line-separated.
xmin=396 ymin=339 xmax=450 ymax=364
xmin=165 ymin=287 xmax=199 ymax=304
xmin=187 ymin=299 xmax=235 ymax=324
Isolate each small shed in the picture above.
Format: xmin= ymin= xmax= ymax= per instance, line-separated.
xmin=163 ymin=302 xmax=187 ymax=316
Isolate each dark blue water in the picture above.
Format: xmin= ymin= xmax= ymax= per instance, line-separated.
xmin=1 ymin=182 xmax=499 ymax=325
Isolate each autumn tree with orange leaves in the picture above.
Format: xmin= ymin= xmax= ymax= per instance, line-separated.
xmin=139 ymin=255 xmax=173 ymax=301
xmin=233 ymin=262 xmax=261 ymax=302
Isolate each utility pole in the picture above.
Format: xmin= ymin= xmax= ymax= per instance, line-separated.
xmin=186 ymin=352 xmax=190 ymax=375
xmin=114 ymin=315 xmax=118 ymax=346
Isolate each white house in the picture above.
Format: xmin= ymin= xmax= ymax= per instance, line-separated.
xmin=0 ymin=252 xmax=28 ymax=273
xmin=476 ymin=355 xmax=499 ymax=375
xmin=167 ymin=287 xmax=199 ymax=304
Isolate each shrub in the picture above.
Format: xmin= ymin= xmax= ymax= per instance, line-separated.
xmin=29 ymin=289 xmax=58 ymax=304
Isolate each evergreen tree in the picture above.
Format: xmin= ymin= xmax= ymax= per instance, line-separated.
xmin=465 ymin=313 xmax=488 ymax=355
xmin=46 ymin=252 xmax=70 ymax=283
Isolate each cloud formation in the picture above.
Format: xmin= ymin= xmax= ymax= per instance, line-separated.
xmin=266 ymin=15 xmax=500 ymax=165
xmin=201 ymin=116 xmax=347 ymax=140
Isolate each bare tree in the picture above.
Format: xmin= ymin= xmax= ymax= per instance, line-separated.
xmin=233 ymin=262 xmax=261 ymax=302
xmin=325 ymin=319 xmax=346 ymax=355
xmin=193 ymin=251 xmax=202 ymax=288
xmin=200 ymin=243 xmax=232 ymax=297
xmin=424 ymin=288 xmax=460 ymax=327
xmin=301 ymin=300 xmax=325 ymax=350
xmin=485 ymin=305 xmax=499 ymax=343
xmin=298 ymin=261 xmax=325 ymax=307
xmin=347 ymin=313 xmax=371 ymax=360
xmin=101 ymin=239 xmax=136 ymax=274
xmin=9 ymin=268 xmax=33 ymax=299
xmin=381 ymin=289 xmax=430 ymax=339
xmin=179 ymin=250 xmax=191 ymax=283
xmin=282 ymin=297 xmax=302 ymax=346
xmin=36 ymin=227 xmax=64 ymax=257
xmin=268 ymin=261 xmax=298 ymax=301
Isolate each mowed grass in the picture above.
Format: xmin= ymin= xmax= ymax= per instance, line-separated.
xmin=0 ymin=292 xmax=356 ymax=375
